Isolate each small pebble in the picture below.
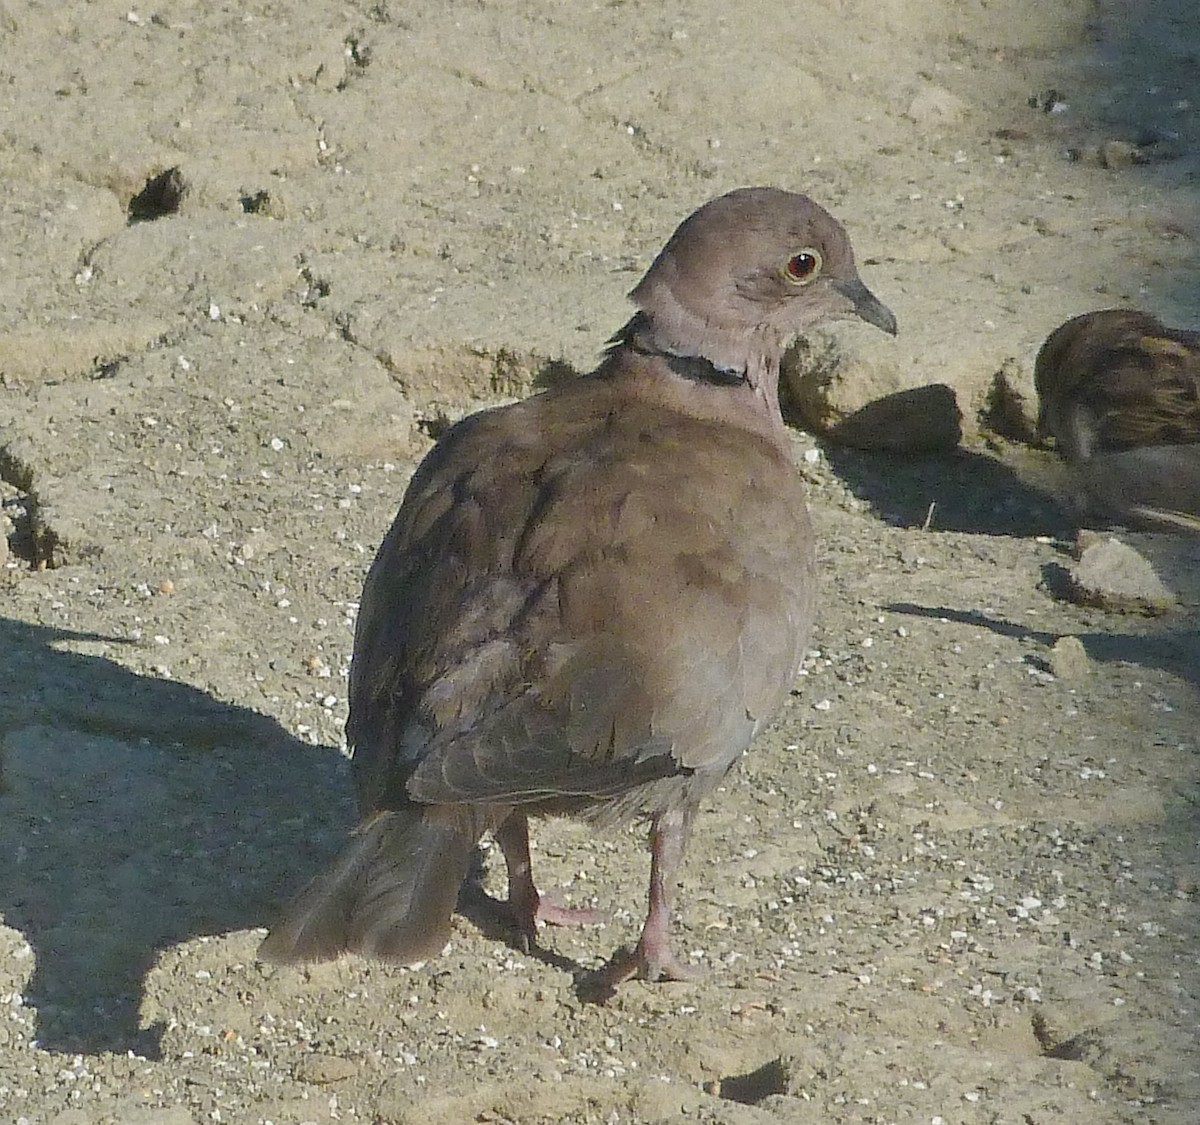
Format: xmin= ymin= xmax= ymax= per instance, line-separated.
xmin=292 ymin=1053 xmax=359 ymax=1085
xmin=1048 ymin=636 xmax=1089 ymax=680
xmin=1100 ymin=139 xmax=1140 ymax=169
xmin=1067 ymin=537 xmax=1174 ymax=616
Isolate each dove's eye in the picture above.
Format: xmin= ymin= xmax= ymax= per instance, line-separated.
xmin=782 ymin=249 xmax=822 ymax=284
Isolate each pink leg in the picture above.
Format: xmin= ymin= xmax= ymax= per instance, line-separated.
xmin=594 ymin=806 xmax=702 ymax=991
xmin=494 ymin=813 xmax=601 ymax=951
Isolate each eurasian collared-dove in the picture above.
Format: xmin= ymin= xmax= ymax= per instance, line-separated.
xmin=259 ymin=187 xmax=897 ymax=989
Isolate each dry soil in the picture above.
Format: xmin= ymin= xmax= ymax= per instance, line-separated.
xmin=1 ymin=2 xmax=1198 ymax=1123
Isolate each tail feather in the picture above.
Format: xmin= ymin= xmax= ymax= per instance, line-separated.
xmin=258 ymin=808 xmax=476 ymax=964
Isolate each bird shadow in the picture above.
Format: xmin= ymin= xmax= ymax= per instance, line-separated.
xmin=457 ymin=858 xmax=587 ymax=979
xmin=883 ymin=598 xmax=1200 ymax=892
xmin=823 ymin=444 xmax=1072 ymax=538
xmin=458 ymin=852 xmax=637 ymax=1002
xmin=0 ymin=615 xmax=623 ymax=1054
xmin=883 ymin=601 xmax=1200 ymax=692
xmin=0 ymin=615 xmax=354 ymax=1057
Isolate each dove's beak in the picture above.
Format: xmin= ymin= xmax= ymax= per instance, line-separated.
xmin=834 ymin=278 xmax=898 ymax=337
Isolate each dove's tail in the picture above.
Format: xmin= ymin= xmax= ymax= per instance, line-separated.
xmin=258 ymin=807 xmax=479 ymax=965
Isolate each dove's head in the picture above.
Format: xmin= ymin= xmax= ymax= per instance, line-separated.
xmin=629 ymin=187 xmax=896 ymax=379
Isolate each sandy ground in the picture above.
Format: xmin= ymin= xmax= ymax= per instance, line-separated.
xmin=1 ymin=1 xmax=1199 ymax=1121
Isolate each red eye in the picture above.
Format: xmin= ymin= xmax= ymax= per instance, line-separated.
xmin=784 ymin=249 xmax=822 ymax=282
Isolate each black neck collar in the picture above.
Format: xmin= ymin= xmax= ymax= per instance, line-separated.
xmin=656 ymin=348 xmax=749 ymax=386
xmin=615 ymin=316 xmax=748 ymax=387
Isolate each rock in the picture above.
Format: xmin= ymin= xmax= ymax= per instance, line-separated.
xmin=629 ymin=1077 xmax=707 ymax=1121
xmin=1048 ymin=636 xmax=1090 ymax=680
xmin=905 ymin=82 xmax=970 ymax=127
xmin=783 ymin=335 xmax=961 ymax=453
xmin=1067 ymin=536 xmax=1175 ymax=615
xmin=292 ymin=1051 xmax=361 ymax=1085
xmin=1100 ymin=140 xmax=1140 ymax=170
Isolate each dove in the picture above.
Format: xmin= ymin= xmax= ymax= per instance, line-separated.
xmin=1035 ymin=308 xmax=1200 ymax=532
xmin=259 ymin=187 xmax=897 ymax=989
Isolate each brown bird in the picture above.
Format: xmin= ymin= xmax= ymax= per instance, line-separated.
xmin=259 ymin=187 xmax=897 ymax=989
xmin=1035 ymin=308 xmax=1200 ymax=531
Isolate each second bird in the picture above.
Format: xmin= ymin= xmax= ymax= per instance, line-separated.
xmin=1035 ymin=308 xmax=1200 ymax=532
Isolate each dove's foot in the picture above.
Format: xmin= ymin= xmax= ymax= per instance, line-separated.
xmin=494 ymin=813 xmax=602 ymax=952
xmin=535 ymin=897 xmax=604 ymax=928
xmin=581 ymin=808 xmax=702 ymax=999
xmin=581 ymin=934 xmax=703 ymax=1003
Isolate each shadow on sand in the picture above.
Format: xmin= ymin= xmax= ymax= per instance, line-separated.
xmin=824 ymin=444 xmax=1072 ymax=538
xmin=0 ymin=616 xmax=603 ymax=1055
xmin=0 ymin=616 xmax=352 ymax=1056
xmin=885 ymin=600 xmax=1200 ymax=693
